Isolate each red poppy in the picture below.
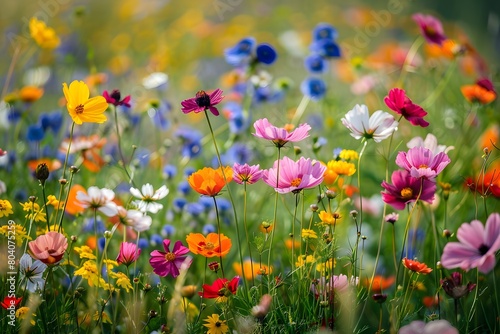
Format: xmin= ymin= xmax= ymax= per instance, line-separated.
xmin=199 ymin=276 xmax=239 ymax=299
xmin=1 ymin=296 xmax=22 ymax=309
xmin=402 ymin=258 xmax=432 ymax=274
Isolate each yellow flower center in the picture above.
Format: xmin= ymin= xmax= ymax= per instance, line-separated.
xmin=419 ymin=164 xmax=428 ymax=169
xmin=204 ymin=242 xmax=215 ymax=250
xmin=165 ymin=252 xmax=176 ymax=262
xmin=290 ymin=178 xmax=302 ymax=187
xmin=75 ymin=104 xmax=84 ymax=114
xmin=400 ymin=187 xmax=413 ymax=200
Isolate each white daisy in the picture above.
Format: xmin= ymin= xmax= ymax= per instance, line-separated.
xmin=130 ymin=183 xmax=169 ymax=214
xmin=116 ymin=206 xmax=152 ymax=232
xmin=76 ymin=186 xmax=118 ymax=217
xmin=341 ymin=104 xmax=398 ymax=143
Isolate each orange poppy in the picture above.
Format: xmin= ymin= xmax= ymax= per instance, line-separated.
xmin=461 ymin=85 xmax=496 ymax=104
xmin=479 ymin=125 xmax=499 ymax=152
xmin=233 ymin=259 xmax=272 ymax=281
xmin=363 ymin=275 xmax=395 ymax=292
xmin=65 ymin=184 xmax=86 ymax=216
xmin=27 ymin=158 xmax=62 ymax=173
xmin=402 ymin=258 xmax=433 ymax=274
xmin=185 ymin=233 xmax=231 ymax=258
xmin=19 ymin=86 xmax=44 ymax=103
xmin=187 ymin=166 xmax=233 ymax=196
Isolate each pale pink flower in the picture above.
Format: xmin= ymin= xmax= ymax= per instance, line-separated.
xmin=441 ymin=213 xmax=500 ymax=274
xmin=395 ymin=147 xmax=450 ymax=180
xmin=399 ymin=319 xmax=458 ymax=334
xmin=407 ymin=133 xmax=454 ymax=155
xmin=232 ymin=163 xmax=263 ymax=185
xmin=28 ymin=232 xmax=68 ymax=265
xmin=253 ymin=118 xmax=311 ymax=148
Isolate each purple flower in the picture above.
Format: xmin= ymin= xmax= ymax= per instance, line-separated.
xmin=441 ymin=213 xmax=500 ymax=274
xmin=232 ymin=163 xmax=263 ymax=185
xmin=381 ymin=170 xmax=436 ymax=210
xmin=395 ymin=147 xmax=450 ymax=180
xmin=440 ymin=272 xmax=476 ymax=299
xmin=253 ymin=118 xmax=311 ymax=148
xmin=384 ymin=88 xmax=429 ymax=127
xmin=149 ymin=239 xmax=192 ymax=277
xmin=262 ymin=156 xmax=326 ymax=194
xmin=103 ymin=89 xmax=131 ymax=107
xmin=180 ymin=89 xmax=224 ymax=116
xmin=412 ymin=13 xmax=447 ymax=45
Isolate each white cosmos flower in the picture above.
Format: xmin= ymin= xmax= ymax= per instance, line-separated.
xmin=116 ymin=206 xmax=152 ymax=232
xmin=407 ymin=133 xmax=454 ymax=155
xmin=341 ymin=104 xmax=398 ymax=143
xmin=20 ymin=253 xmax=47 ymax=292
xmin=76 ymin=186 xmax=118 ymax=217
xmin=130 ymin=184 xmax=169 ymax=214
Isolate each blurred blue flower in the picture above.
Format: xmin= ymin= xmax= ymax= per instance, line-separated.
xmin=184 ymin=167 xmax=196 ymax=177
xmin=163 ymin=164 xmax=177 ymax=179
xmin=256 ymin=43 xmax=277 ymax=65
xmin=8 ymin=107 xmax=22 ymax=123
xmin=40 ymin=111 xmax=63 ymax=133
xmin=217 ymin=143 xmax=254 ymax=166
xmin=26 ymin=124 xmax=45 ymax=142
xmin=333 ymin=147 xmax=343 ymax=159
xmin=174 ymin=126 xmax=202 ymax=159
xmin=224 ymin=37 xmax=256 ymax=67
xmin=223 ymin=102 xmax=248 ymax=135
xmin=216 ymin=198 xmax=232 ymax=212
xmin=138 ymin=238 xmax=149 ymax=249
xmin=148 ymin=100 xmax=171 ymax=130
xmin=98 ymin=237 xmax=106 ymax=252
xmin=203 ymin=224 xmax=216 ymax=234
xmin=177 ymin=180 xmax=191 ymax=196
xmin=150 ymin=234 xmax=163 ymax=247
xmin=313 ymin=23 xmax=338 ymax=41
xmin=405 ymin=228 xmax=425 ymax=260
xmin=186 ymin=202 xmax=204 ymax=217
xmin=162 ymin=224 xmax=176 ymax=237
xmin=301 ymin=77 xmax=327 ymax=101
xmin=198 ymin=196 xmax=215 ymax=211
xmin=173 ymin=197 xmax=187 ymax=212
xmin=310 ymin=39 xmax=341 ymax=58
xmin=134 ymin=148 xmax=151 ymax=167
xmin=82 ymin=216 xmax=105 ymax=234
xmin=304 ymin=54 xmax=329 ymax=74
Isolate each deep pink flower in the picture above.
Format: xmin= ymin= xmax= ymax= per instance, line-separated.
xmin=253 ymin=118 xmax=311 ymax=148
xmin=412 ymin=13 xmax=447 ymax=45
xmin=180 ymin=89 xmax=224 ymax=116
xmin=103 ymin=89 xmax=131 ymax=107
xmin=384 ymin=88 xmax=429 ymax=127
xmin=441 ymin=213 xmax=500 ymax=274
xmin=440 ymin=272 xmax=476 ymax=299
xmin=381 ymin=170 xmax=436 ymax=210
xmin=149 ymin=239 xmax=192 ymax=277
xmin=395 ymin=147 xmax=450 ymax=180
xmin=199 ymin=276 xmax=240 ymax=299
xmin=117 ymin=242 xmax=141 ymax=267
xmin=262 ymin=156 xmax=326 ymax=194
xmin=28 ymin=232 xmax=68 ymax=265
xmin=476 ymin=78 xmax=496 ymax=94
xmin=232 ymin=163 xmax=263 ymax=185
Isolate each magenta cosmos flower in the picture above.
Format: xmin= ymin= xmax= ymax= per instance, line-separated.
xmin=149 ymin=239 xmax=192 ymax=277
xmin=253 ymin=118 xmax=311 ymax=148
xmin=441 ymin=213 xmax=500 ymax=274
xmin=262 ymin=156 xmax=326 ymax=194
xmin=341 ymin=104 xmax=398 ymax=143
xmin=232 ymin=163 xmax=263 ymax=185
xmin=117 ymin=242 xmax=141 ymax=267
xmin=28 ymin=232 xmax=68 ymax=265
xmin=103 ymin=89 xmax=131 ymax=107
xmin=395 ymin=147 xmax=450 ymax=180
xmin=412 ymin=13 xmax=447 ymax=45
xmin=180 ymin=89 xmax=224 ymax=116
xmin=384 ymin=88 xmax=429 ymax=127
xmin=381 ymin=170 xmax=436 ymax=210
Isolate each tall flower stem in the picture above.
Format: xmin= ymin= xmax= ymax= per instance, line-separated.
xmin=204 ymin=110 xmax=246 ymax=293
xmin=112 ymin=105 xmax=135 ymax=186
xmin=267 ymin=148 xmax=281 ymax=291
xmin=41 ymin=183 xmax=51 ymax=231
xmin=212 ymin=197 xmax=225 ymax=278
xmin=243 ymin=182 xmax=255 ymax=286
xmin=61 ymin=122 xmax=76 ymax=180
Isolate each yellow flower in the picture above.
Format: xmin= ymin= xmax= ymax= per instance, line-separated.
xmin=318 ymin=211 xmax=339 ymax=226
xmin=301 ymin=229 xmax=318 ymax=239
xmin=62 ymin=80 xmax=108 ymax=125
xmin=16 ymin=306 xmax=36 ymax=325
xmin=93 ymin=311 xmax=112 ymax=324
xmin=19 ymin=201 xmax=46 ymax=223
xmin=296 ymin=254 xmax=316 ymax=267
xmin=74 ymin=245 xmax=97 ymax=260
xmin=46 ymin=195 xmax=63 ymax=209
xmin=29 ymin=17 xmax=60 ymax=49
xmin=327 ymin=160 xmax=356 ymax=177
xmin=316 ymin=258 xmax=336 ymax=273
xmin=0 ymin=224 xmax=31 ymax=246
xmin=203 ymin=314 xmax=229 ymax=334
xmin=339 ymin=149 xmax=359 ymax=161
xmin=0 ymin=199 xmax=14 ymax=218
xmin=110 ymin=272 xmax=132 ymax=292
xmin=74 ymin=260 xmax=109 ymax=289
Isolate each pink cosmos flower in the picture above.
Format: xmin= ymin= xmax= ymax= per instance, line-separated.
xmin=407 ymin=133 xmax=454 ymax=155
xmin=76 ymin=186 xmax=118 ymax=217
xmin=412 ymin=13 xmax=447 ymax=45
xmin=117 ymin=242 xmax=141 ymax=267
xmin=28 ymin=232 xmax=68 ymax=265
xmin=384 ymin=88 xmax=429 ymax=127
xmin=441 ymin=213 xmax=500 ymax=274
xmin=253 ymin=118 xmax=311 ymax=148
xmin=395 ymin=147 xmax=450 ymax=180
xmin=381 ymin=170 xmax=436 ymax=210
xmin=103 ymin=89 xmax=131 ymax=107
xmin=399 ymin=320 xmax=458 ymax=334
xmin=262 ymin=156 xmax=326 ymax=194
xmin=180 ymin=89 xmax=224 ymax=116
xmin=149 ymin=239 xmax=192 ymax=277
xmin=232 ymin=163 xmax=263 ymax=185
xmin=311 ymin=274 xmax=359 ymax=303
xmin=341 ymin=104 xmax=398 ymax=143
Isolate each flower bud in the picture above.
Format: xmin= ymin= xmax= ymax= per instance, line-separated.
xmin=35 ymin=163 xmax=49 ymax=185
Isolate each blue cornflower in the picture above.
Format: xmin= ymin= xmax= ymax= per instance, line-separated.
xmin=172 ymin=197 xmax=187 ymax=212
xmin=138 ymin=238 xmax=149 ymax=249
xmin=134 ymin=148 xmax=151 ymax=167
xmin=313 ymin=23 xmax=338 ymax=41
xmin=175 ymin=127 xmax=203 ymax=159
xmin=184 ymin=167 xmax=196 ymax=177
xmin=203 ymin=224 xmax=216 ymax=234
xmin=216 ymin=198 xmax=232 ymax=212
xmin=162 ymin=224 xmax=176 ymax=237
xmin=186 ymin=202 xmax=204 ymax=217
xmin=163 ymin=164 xmax=177 ymax=179
xmin=40 ymin=111 xmax=63 ymax=133
xmin=82 ymin=216 xmax=105 ymax=233
xmin=198 ymin=196 xmax=215 ymax=211
xmin=256 ymin=43 xmax=278 ymax=65
xmin=150 ymin=234 xmax=163 ymax=247
xmin=333 ymin=147 xmax=343 ymax=159
xmin=26 ymin=124 xmax=45 ymax=142
xmin=224 ymin=37 xmax=256 ymax=67
xmin=310 ymin=39 xmax=341 ymax=58
xmin=301 ymin=77 xmax=327 ymax=101
xmin=304 ymin=53 xmax=329 ymax=74
xmin=177 ymin=180 xmax=191 ymax=196
xmin=148 ymin=100 xmax=171 ymax=130
xmin=224 ymin=102 xmax=248 ymax=134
